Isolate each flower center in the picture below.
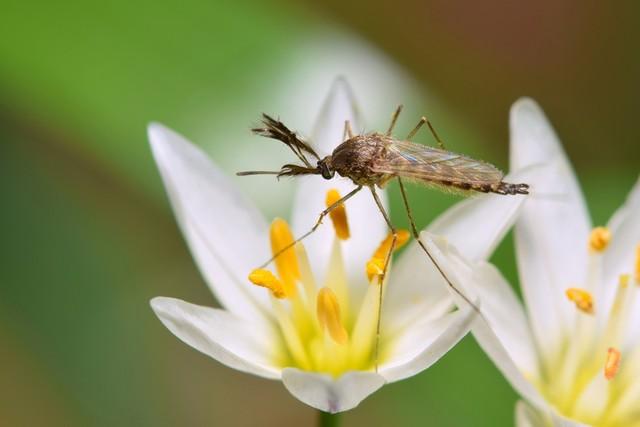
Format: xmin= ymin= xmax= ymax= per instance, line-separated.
xmin=247 ymin=189 xmax=409 ymax=376
xmin=538 ymin=226 xmax=640 ymax=426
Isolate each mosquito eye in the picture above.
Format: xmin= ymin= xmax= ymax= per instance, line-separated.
xmin=321 ymin=167 xmax=334 ymax=180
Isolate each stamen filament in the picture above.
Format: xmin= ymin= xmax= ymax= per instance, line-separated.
xmin=601 ymin=275 xmax=632 ymax=353
xmin=635 ymin=244 xmax=640 ymax=284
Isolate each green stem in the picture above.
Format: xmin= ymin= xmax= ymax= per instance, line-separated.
xmin=318 ymin=410 xmax=341 ymax=427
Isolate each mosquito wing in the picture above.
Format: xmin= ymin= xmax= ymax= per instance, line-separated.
xmin=371 ymin=140 xmax=504 ymax=189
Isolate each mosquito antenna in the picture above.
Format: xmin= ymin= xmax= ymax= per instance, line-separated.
xmin=236 ymin=170 xmax=281 ymax=176
xmin=252 ymin=114 xmax=320 ymax=168
xmin=237 ymin=164 xmax=320 ymax=179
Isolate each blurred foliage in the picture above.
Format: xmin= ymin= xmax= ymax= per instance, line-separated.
xmin=1 ymin=0 xmax=637 ymax=426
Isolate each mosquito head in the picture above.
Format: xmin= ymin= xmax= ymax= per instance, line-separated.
xmin=317 ymin=156 xmax=335 ymax=180
xmin=237 ymin=114 xmax=326 ymax=179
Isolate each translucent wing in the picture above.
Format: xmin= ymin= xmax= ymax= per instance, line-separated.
xmin=371 ymin=140 xmax=504 ymax=187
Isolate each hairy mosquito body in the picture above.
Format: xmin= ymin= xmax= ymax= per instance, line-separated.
xmin=238 ymin=106 xmax=530 ymax=370
xmin=323 ymin=133 xmax=528 ymax=195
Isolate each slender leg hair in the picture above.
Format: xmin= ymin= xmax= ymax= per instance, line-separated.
xmin=425 ymin=118 xmax=445 ymax=149
xmin=369 ymin=186 xmax=397 ymax=372
xmin=386 ymin=105 xmax=404 ymax=136
xmin=406 ymin=117 xmax=426 ymax=141
xmin=404 ymin=114 xmax=447 ymax=149
xmin=258 ymin=186 xmax=363 ymax=269
xmin=397 ymin=177 xmax=480 ymax=312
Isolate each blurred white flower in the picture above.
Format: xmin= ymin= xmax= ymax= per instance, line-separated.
xmin=426 ymin=98 xmax=640 ymax=426
xmin=147 ymin=79 xmax=529 ymax=413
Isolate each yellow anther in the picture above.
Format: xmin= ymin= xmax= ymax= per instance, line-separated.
xmin=270 ymin=218 xmax=300 ymax=297
xmin=366 ymin=258 xmax=385 ymax=282
xmin=248 ymin=269 xmax=286 ymax=299
xmin=635 ymin=244 xmax=640 ymax=284
xmin=366 ymin=230 xmax=411 ymax=282
xmin=589 ymin=226 xmax=611 ymax=252
xmin=619 ymin=274 xmax=630 ymax=289
xmin=372 ymin=230 xmax=411 ymax=260
xmin=565 ymin=288 xmax=594 ymax=314
xmin=604 ymin=347 xmax=621 ymax=380
xmin=326 ymin=189 xmax=350 ymax=240
xmin=316 ymin=287 xmax=348 ymax=345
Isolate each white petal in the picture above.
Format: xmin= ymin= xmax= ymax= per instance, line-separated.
xmin=423 ymin=235 xmax=547 ymax=408
xmin=309 ymin=76 xmax=364 ymax=157
xmin=291 ymin=79 xmax=387 ymax=300
xmin=602 ymin=176 xmax=640 ymax=312
xmin=469 ymin=261 xmax=540 ymax=378
xmin=150 ymin=297 xmax=280 ymax=379
xmin=281 ymin=368 xmax=385 ymax=413
xmin=510 ymin=98 xmax=591 ymax=362
xmin=572 ymin=374 xmax=608 ymax=425
xmin=515 ymin=401 xmax=588 ymax=427
xmin=549 ymin=415 xmax=589 ymax=427
xmin=515 ymin=401 xmax=551 ymax=427
xmin=428 ymin=166 xmax=540 ymax=262
xmin=382 ymin=237 xmax=453 ymax=334
xmin=379 ymin=306 xmax=474 ymax=382
xmin=471 ymin=316 xmax=548 ymax=408
xmin=149 ymin=123 xmax=271 ymax=321
xmin=384 ymin=165 xmax=542 ymax=328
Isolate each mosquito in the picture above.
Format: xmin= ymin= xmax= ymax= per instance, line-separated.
xmin=237 ymin=105 xmax=529 ymax=368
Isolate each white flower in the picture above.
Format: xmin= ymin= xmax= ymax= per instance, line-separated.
xmin=147 ymin=79 xmax=529 ymax=413
xmin=425 ymin=98 xmax=640 ymax=426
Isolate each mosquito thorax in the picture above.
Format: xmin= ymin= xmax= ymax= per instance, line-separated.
xmin=317 ymin=157 xmax=335 ymax=180
xmin=330 ymin=134 xmax=390 ymax=186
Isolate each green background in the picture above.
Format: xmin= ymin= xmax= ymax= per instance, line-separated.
xmin=1 ymin=1 xmax=638 ymax=425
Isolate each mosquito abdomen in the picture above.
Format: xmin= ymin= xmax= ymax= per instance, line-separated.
xmin=492 ymin=182 xmax=530 ymax=195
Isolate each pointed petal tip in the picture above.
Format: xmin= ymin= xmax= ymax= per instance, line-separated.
xmin=329 ymin=75 xmax=354 ymax=95
xmin=149 ymin=296 xmax=169 ymax=312
xmin=150 ymin=297 xmax=281 ymax=379
xmin=147 ymin=121 xmax=171 ymax=146
xmin=511 ymin=97 xmax=539 ymax=111
xmin=510 ymin=98 xmax=547 ymax=129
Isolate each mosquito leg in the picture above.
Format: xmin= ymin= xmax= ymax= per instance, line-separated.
xmin=397 ymin=177 xmax=480 ymax=313
xmin=406 ymin=117 xmax=426 ymax=140
xmin=258 ymin=186 xmax=362 ymax=269
xmin=343 ymin=119 xmax=354 ymax=140
xmin=369 ymin=186 xmax=397 ymax=372
xmin=424 ymin=118 xmax=446 ymax=149
xmin=386 ymin=105 xmax=403 ymax=136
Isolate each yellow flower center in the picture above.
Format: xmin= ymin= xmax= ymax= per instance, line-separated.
xmin=537 ymin=227 xmax=640 ymax=426
xmin=246 ymin=189 xmax=411 ymax=376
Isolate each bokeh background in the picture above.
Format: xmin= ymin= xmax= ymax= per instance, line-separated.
xmin=1 ymin=1 xmax=638 ymax=426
